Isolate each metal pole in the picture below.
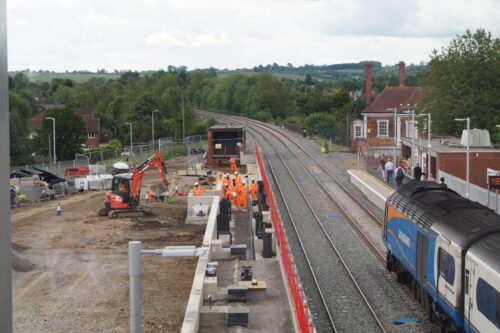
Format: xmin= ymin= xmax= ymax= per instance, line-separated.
xmin=411 ymin=109 xmax=415 ymax=171
xmin=428 ymin=113 xmax=432 ymax=179
xmin=152 ymin=110 xmax=158 ymax=151
xmin=181 ymin=91 xmax=185 ymax=142
xmin=466 ymin=117 xmax=470 ymax=198
xmin=47 ymin=117 xmax=56 ymax=164
xmin=129 ymin=241 xmax=142 ymax=333
xmin=0 ymin=0 xmax=12 ymax=329
xmin=496 ymin=190 xmax=498 ymax=214
xmin=125 ymin=122 xmax=133 ymax=154
xmin=393 ymin=108 xmax=397 ymax=164
xmin=357 ymin=142 xmax=360 ymax=170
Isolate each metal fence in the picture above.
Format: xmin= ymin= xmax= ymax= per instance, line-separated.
xmin=13 ymin=136 xmax=207 ymax=178
xmin=437 ymin=170 xmax=500 ymax=214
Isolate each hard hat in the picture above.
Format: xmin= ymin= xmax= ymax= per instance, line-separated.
xmin=225 ymin=173 xmax=229 ymax=177
xmin=251 ymin=178 xmax=255 ymax=181
xmin=235 ymin=171 xmax=238 ymax=174
xmin=194 ymin=182 xmax=199 ymax=186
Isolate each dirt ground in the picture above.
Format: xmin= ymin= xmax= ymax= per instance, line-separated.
xmin=11 ymin=159 xmax=207 ymax=333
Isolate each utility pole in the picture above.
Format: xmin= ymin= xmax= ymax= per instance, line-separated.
xmin=0 ymin=0 xmax=13 ymax=330
xmin=152 ymin=109 xmax=158 ymax=151
xmin=181 ymin=90 xmax=185 ymax=142
xmin=455 ymin=117 xmax=471 ymax=198
xmin=125 ymin=122 xmax=133 ymax=154
xmin=46 ymin=117 xmax=56 ymax=164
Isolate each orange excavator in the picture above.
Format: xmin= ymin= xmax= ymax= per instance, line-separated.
xmin=98 ymin=151 xmax=168 ymax=218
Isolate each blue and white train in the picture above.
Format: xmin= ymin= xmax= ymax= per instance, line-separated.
xmin=383 ymin=181 xmax=500 ymax=332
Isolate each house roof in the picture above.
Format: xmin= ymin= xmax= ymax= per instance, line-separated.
xmin=85 ymin=118 xmax=100 ymax=132
xmin=362 ymin=86 xmax=424 ymax=114
xmin=28 ymin=113 xmax=45 ymax=130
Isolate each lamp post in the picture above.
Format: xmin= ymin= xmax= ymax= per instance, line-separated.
xmin=112 ymin=125 xmax=117 ymax=139
xmin=124 ymin=122 xmax=133 ymax=154
xmin=455 ymin=117 xmax=470 ymax=198
xmin=151 ymin=109 xmax=158 ymax=151
xmin=419 ymin=113 xmax=432 ymax=179
xmin=46 ymin=117 xmax=56 ymax=164
xmin=387 ymin=107 xmax=398 ymax=163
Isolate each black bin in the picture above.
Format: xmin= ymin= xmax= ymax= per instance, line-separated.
xmin=263 ymin=232 xmax=273 ymax=258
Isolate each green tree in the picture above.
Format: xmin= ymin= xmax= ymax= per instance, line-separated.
xmin=422 ymin=29 xmax=500 ymax=135
xmin=9 ymin=92 xmax=33 ymax=165
xmin=34 ymin=107 xmax=87 ymax=160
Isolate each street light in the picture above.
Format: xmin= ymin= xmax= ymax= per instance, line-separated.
xmin=46 ymin=117 xmax=56 ymax=164
xmin=455 ymin=117 xmax=470 ymax=198
xmin=387 ymin=107 xmax=398 ymax=163
xmin=152 ymin=110 xmax=159 ymax=151
xmin=124 ymin=122 xmax=133 ymax=154
xmin=419 ymin=113 xmax=432 ymax=179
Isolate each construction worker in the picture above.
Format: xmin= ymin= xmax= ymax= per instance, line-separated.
xmin=216 ymin=173 xmax=222 ymax=184
xmin=221 ymin=183 xmax=230 ymax=200
xmin=239 ymin=182 xmax=248 ymax=209
xmin=223 ymin=173 xmax=231 ymax=187
xmin=192 ymin=182 xmax=204 ymax=196
xmin=148 ymin=189 xmax=154 ymax=203
xmin=230 ymin=179 xmax=241 ymax=209
xmin=250 ymin=178 xmax=258 ymax=202
xmin=229 ymin=156 xmax=237 ymax=172
xmin=234 ymin=171 xmax=242 ymax=184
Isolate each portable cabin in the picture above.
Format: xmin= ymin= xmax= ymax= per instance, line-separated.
xmin=207 ymin=125 xmax=246 ymax=167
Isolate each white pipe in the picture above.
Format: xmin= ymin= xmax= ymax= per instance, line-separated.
xmin=129 ymin=241 xmax=142 ymax=333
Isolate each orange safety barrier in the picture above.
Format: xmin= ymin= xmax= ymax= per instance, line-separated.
xmin=255 ymin=145 xmax=313 ymax=333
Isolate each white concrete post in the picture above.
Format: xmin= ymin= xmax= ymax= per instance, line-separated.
xmin=129 ymin=241 xmax=142 ymax=333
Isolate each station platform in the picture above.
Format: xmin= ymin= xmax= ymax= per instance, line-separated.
xmin=347 ymin=169 xmax=394 ymax=210
xmin=181 ymin=154 xmax=294 ymax=333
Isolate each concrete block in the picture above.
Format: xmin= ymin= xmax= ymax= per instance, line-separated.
xmin=230 ymin=244 xmax=247 ymax=259
xmin=211 ymin=239 xmax=231 ymax=260
xmin=239 ymin=280 xmax=267 ymax=302
xmin=227 ymin=306 xmax=249 ymax=327
xmin=262 ymin=211 xmax=271 ymax=223
xmin=228 ymin=285 xmax=248 ymax=303
xmin=200 ymin=306 xmax=227 ymax=327
xmin=240 ymin=154 xmax=256 ymax=166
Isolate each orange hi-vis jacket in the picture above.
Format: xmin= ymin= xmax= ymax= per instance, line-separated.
xmin=192 ymin=186 xmax=204 ymax=196
xmin=239 ymin=183 xmax=248 ymax=208
xmin=250 ymin=181 xmax=258 ymax=200
xmin=223 ymin=177 xmax=231 ymax=187
xmin=234 ymin=174 xmax=242 ymax=184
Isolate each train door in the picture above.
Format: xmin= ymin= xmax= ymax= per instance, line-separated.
xmin=436 ymin=238 xmax=456 ymax=305
xmin=464 ymin=258 xmax=476 ymax=332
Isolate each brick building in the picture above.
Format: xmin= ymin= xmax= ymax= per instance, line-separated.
xmin=352 ymin=61 xmax=424 ymax=161
xmin=29 ymin=106 xmax=111 ymax=148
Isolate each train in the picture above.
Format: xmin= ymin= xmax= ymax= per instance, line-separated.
xmin=383 ymin=181 xmax=500 ymax=333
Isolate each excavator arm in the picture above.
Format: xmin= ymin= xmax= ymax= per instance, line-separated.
xmin=130 ymin=151 xmax=169 ymax=204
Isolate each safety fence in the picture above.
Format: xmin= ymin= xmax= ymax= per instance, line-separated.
xmin=255 ymin=145 xmax=313 ymax=333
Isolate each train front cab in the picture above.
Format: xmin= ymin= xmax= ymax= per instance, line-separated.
xmin=383 ymin=200 xmax=464 ymax=331
xmin=464 ymin=234 xmax=500 ymax=333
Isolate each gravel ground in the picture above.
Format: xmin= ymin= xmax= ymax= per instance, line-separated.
xmin=203 ymin=112 xmax=438 ymax=333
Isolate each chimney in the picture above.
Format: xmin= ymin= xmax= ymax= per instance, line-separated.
xmin=365 ymin=62 xmax=373 ymax=104
xmin=399 ymin=61 xmax=405 ymax=87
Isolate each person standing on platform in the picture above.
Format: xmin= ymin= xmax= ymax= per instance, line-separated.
xmin=229 ymin=156 xmax=238 ymax=172
xmin=239 ymin=182 xmax=248 ymax=209
xmin=223 ymin=173 xmax=231 ymax=187
xmin=379 ymin=158 xmax=386 ymax=179
xmin=230 ymin=179 xmax=241 ymax=209
xmin=396 ymin=165 xmax=405 ymax=188
xmin=234 ymin=171 xmax=242 ymax=184
xmin=414 ymin=163 xmax=423 ymax=181
xmin=192 ymin=182 xmax=204 ymax=196
xmin=439 ymin=177 xmax=447 ymax=188
xmin=250 ymin=178 xmax=258 ymax=202
xmin=385 ymin=159 xmax=394 ymax=184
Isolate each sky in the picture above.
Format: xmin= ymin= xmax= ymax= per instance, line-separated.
xmin=7 ymin=0 xmax=500 ymax=71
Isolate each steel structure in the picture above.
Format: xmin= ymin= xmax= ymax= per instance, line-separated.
xmin=0 ymin=0 xmax=13 ymax=331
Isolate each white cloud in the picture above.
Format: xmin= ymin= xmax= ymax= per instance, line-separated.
xmin=6 ymin=0 xmax=500 ymax=71
xmin=145 ymin=32 xmax=186 ymax=47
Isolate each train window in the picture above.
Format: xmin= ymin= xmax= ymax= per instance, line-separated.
xmin=477 ymin=278 xmax=500 ymax=328
xmin=438 ymin=248 xmax=455 ymax=285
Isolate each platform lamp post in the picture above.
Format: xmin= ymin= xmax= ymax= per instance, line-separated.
xmin=455 ymin=117 xmax=470 ymax=198
xmin=124 ymin=122 xmax=133 ymax=155
xmin=418 ymin=113 xmax=432 ymax=179
xmin=151 ymin=109 xmax=158 ymax=151
xmin=46 ymin=117 xmax=56 ymax=164
xmin=388 ymin=107 xmax=398 ymax=164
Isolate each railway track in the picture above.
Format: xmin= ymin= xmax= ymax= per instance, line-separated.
xmin=200 ymin=111 xmax=386 ymax=260
xmin=200 ymin=111 xmax=437 ymax=332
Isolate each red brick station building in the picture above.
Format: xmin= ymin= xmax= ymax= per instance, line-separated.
xmin=351 ymin=61 xmax=500 ymax=191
